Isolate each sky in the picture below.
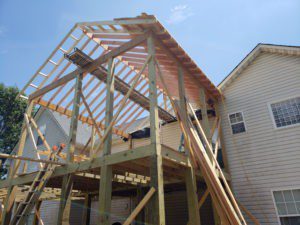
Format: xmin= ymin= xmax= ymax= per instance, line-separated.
xmin=0 ymin=0 xmax=299 ymax=89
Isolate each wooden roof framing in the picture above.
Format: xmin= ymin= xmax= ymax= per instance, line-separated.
xmin=18 ymin=13 xmax=221 ymax=139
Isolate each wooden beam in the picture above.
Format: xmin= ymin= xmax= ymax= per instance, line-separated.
xmin=92 ymin=55 xmax=151 ymax=157
xmin=123 ymin=187 xmax=155 ymax=225
xmin=178 ymin=65 xmax=201 ymax=225
xmin=77 ymin=18 xmax=157 ymax=27
xmin=199 ymin=88 xmax=210 ymax=138
xmin=0 ymin=145 xmax=154 ymax=189
xmin=214 ymin=103 xmax=230 ymax=173
xmin=28 ymin=115 xmax=51 ymax=152
xmin=145 ymin=34 xmax=166 ymax=225
xmin=29 ymin=70 xmax=79 ymax=101
xmin=57 ymin=73 xmax=82 ymax=225
xmin=0 ymin=153 xmax=66 ymax=166
xmin=80 ymin=92 xmax=102 ymax=140
xmin=98 ymin=58 xmax=115 ymax=225
xmin=24 ymin=113 xmax=43 ymax=169
xmin=198 ymin=189 xmax=209 ymax=209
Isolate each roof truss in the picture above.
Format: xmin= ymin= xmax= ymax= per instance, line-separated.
xmin=18 ymin=14 xmax=221 ymax=140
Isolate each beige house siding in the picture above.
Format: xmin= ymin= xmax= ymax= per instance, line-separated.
xmin=219 ymin=52 xmax=300 ymax=225
xmin=40 ymin=200 xmax=84 ymax=225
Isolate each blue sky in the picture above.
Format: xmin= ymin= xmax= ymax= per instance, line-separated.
xmin=0 ymin=0 xmax=299 ymax=89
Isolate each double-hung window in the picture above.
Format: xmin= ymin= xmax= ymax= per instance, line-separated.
xmin=228 ymin=112 xmax=246 ymax=134
xmin=269 ymin=97 xmax=300 ymax=128
xmin=273 ymin=189 xmax=300 ymax=225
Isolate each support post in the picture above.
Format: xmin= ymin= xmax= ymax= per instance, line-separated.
xmin=33 ymin=201 xmax=42 ymax=225
xmin=90 ymin=126 xmax=96 ymax=157
xmin=199 ymin=91 xmax=221 ymax=225
xmin=178 ymin=66 xmax=201 ymax=225
xmin=98 ymin=57 xmax=115 ymax=225
xmin=199 ymin=88 xmax=210 ymax=139
xmin=214 ymin=104 xmax=230 ymax=173
xmin=82 ymin=194 xmax=92 ymax=225
xmin=1 ymin=101 xmax=34 ymax=225
xmin=145 ymin=34 xmax=166 ymax=225
xmin=57 ymin=73 xmax=83 ymax=225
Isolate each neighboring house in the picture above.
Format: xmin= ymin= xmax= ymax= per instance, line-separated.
xmin=218 ymin=44 xmax=300 ymax=225
xmin=10 ymin=44 xmax=300 ymax=225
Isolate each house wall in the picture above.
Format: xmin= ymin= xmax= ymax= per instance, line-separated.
xmin=19 ymin=109 xmax=68 ymax=173
xmin=218 ymin=52 xmax=300 ymax=225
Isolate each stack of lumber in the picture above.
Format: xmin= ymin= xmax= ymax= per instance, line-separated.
xmin=173 ymin=101 xmax=247 ymax=225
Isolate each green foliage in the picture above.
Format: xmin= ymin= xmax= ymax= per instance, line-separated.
xmin=0 ymin=83 xmax=27 ymax=154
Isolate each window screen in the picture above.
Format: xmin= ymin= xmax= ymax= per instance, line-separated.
xmin=273 ymin=189 xmax=300 ymax=225
xmin=270 ymin=97 xmax=300 ymax=128
xmin=228 ymin=112 xmax=246 ymax=134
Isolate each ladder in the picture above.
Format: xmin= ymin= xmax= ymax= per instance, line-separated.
xmin=10 ymin=145 xmax=64 ymax=225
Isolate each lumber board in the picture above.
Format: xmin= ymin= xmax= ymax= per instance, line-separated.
xmin=0 ymin=154 xmax=66 ymax=166
xmin=146 ymin=34 xmax=166 ymax=225
xmin=98 ymin=57 xmax=115 ymax=225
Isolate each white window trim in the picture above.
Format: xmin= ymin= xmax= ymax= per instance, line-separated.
xmin=271 ymin=187 xmax=300 ymax=225
xmin=227 ymin=111 xmax=247 ymax=135
xmin=268 ymin=96 xmax=300 ymax=130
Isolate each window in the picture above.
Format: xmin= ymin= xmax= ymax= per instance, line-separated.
xmin=228 ymin=112 xmax=246 ymax=134
xmin=270 ymin=97 xmax=300 ymax=128
xmin=273 ymin=189 xmax=300 ymax=225
xmin=36 ymin=124 xmax=46 ymax=146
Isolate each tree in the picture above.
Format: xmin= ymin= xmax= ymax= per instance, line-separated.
xmin=0 ymin=83 xmax=27 ymax=154
xmin=0 ymin=84 xmax=27 ymax=179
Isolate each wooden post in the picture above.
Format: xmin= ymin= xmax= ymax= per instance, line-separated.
xmin=98 ymin=57 xmax=115 ymax=225
xmin=82 ymin=194 xmax=92 ymax=225
xmin=145 ymin=34 xmax=166 ymax=225
xmin=199 ymin=92 xmax=222 ymax=225
xmin=214 ymin=104 xmax=230 ymax=173
xmin=57 ymin=73 xmax=83 ymax=225
xmin=90 ymin=125 xmax=96 ymax=157
xmin=178 ymin=66 xmax=201 ymax=225
xmin=1 ymin=101 xmax=34 ymax=225
xmin=33 ymin=200 xmax=42 ymax=225
xmin=199 ymin=88 xmax=210 ymax=139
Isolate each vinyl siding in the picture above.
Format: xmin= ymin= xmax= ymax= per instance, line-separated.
xmin=90 ymin=197 xmax=131 ymax=224
xmin=165 ymin=190 xmax=214 ymax=225
xmin=19 ymin=109 xmax=68 ymax=173
xmin=219 ymin=52 xmax=300 ymax=225
xmin=40 ymin=200 xmax=84 ymax=225
xmin=111 ymin=119 xmax=215 ymax=154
